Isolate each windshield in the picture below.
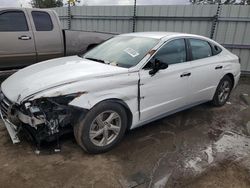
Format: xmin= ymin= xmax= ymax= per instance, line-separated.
xmin=83 ymin=36 xmax=159 ymax=68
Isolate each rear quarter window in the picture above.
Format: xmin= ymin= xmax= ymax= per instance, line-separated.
xmin=31 ymin=11 xmax=53 ymax=31
xmin=211 ymin=44 xmax=222 ymax=55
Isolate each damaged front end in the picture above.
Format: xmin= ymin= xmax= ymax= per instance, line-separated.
xmin=0 ymin=92 xmax=83 ymax=149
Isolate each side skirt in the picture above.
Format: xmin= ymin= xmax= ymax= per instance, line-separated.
xmin=131 ymin=100 xmax=209 ymax=129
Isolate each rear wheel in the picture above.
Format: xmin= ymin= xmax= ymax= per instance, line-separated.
xmin=74 ymin=101 xmax=127 ymax=154
xmin=211 ymin=75 xmax=233 ymax=107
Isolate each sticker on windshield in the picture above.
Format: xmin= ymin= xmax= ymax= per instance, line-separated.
xmin=124 ymin=48 xmax=139 ymax=58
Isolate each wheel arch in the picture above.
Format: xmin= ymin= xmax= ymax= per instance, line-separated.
xmin=70 ymin=95 xmax=134 ymax=130
xmin=224 ymin=73 xmax=235 ymax=88
xmin=94 ymin=98 xmax=133 ymax=131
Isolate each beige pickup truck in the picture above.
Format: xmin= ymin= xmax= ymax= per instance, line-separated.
xmin=0 ymin=8 xmax=114 ymax=70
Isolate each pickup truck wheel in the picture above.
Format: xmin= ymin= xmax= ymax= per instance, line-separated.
xmin=211 ymin=75 xmax=233 ymax=107
xmin=74 ymin=101 xmax=127 ymax=154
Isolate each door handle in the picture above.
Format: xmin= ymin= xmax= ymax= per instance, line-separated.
xmin=18 ymin=36 xmax=31 ymax=40
xmin=215 ymin=65 xmax=223 ymax=70
xmin=180 ymin=72 xmax=191 ymax=77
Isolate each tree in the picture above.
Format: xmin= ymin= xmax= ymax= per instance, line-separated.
xmin=31 ymin=0 xmax=63 ymax=8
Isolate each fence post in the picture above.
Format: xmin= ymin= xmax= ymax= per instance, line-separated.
xmin=210 ymin=3 xmax=221 ymax=39
xmin=132 ymin=0 xmax=137 ymax=32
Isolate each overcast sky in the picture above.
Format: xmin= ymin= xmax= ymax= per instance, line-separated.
xmin=0 ymin=0 xmax=190 ymax=8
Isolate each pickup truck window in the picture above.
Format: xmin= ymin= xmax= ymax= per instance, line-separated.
xmin=0 ymin=11 xmax=28 ymax=31
xmin=31 ymin=11 xmax=53 ymax=31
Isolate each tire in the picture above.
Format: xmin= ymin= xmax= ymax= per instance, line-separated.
xmin=74 ymin=101 xmax=127 ymax=154
xmin=211 ymin=75 xmax=233 ymax=107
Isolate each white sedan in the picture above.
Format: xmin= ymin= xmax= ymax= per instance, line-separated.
xmin=0 ymin=32 xmax=241 ymax=153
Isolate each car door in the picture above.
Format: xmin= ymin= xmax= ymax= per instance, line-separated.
xmin=27 ymin=10 xmax=64 ymax=62
xmin=186 ymin=38 xmax=224 ymax=104
xmin=0 ymin=9 xmax=36 ymax=69
xmin=139 ymin=38 xmax=191 ymax=122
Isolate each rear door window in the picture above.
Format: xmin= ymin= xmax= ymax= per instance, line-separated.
xmin=31 ymin=11 xmax=53 ymax=31
xmin=189 ymin=39 xmax=212 ymax=60
xmin=0 ymin=11 xmax=28 ymax=31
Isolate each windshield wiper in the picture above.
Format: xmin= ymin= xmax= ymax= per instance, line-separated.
xmin=85 ymin=57 xmax=106 ymax=64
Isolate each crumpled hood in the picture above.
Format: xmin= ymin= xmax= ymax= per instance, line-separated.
xmin=1 ymin=56 xmax=128 ymax=103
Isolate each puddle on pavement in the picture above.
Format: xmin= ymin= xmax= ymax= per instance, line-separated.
xmin=186 ymin=163 xmax=250 ymax=188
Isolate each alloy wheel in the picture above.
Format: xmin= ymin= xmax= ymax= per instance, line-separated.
xmin=89 ymin=111 xmax=121 ymax=147
xmin=218 ymin=80 xmax=231 ymax=103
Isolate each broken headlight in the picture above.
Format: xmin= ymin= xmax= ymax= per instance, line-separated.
xmin=21 ymin=94 xmax=79 ymax=134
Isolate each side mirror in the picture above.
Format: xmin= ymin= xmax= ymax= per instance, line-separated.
xmin=149 ymin=59 xmax=168 ymax=76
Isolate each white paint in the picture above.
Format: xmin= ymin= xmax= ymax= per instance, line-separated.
xmin=1 ymin=56 xmax=128 ymax=103
xmin=1 ymin=32 xmax=241 ymax=130
xmin=139 ymin=62 xmax=190 ymax=122
xmin=185 ymin=157 xmax=202 ymax=172
xmin=183 ymin=132 xmax=250 ymax=176
xmin=214 ymin=132 xmax=250 ymax=156
xmin=124 ymin=48 xmax=140 ymax=58
xmin=153 ymin=173 xmax=172 ymax=188
xmin=203 ymin=146 xmax=214 ymax=164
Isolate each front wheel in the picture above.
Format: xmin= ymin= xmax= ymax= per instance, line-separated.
xmin=74 ymin=101 xmax=127 ymax=154
xmin=211 ymin=75 xmax=233 ymax=107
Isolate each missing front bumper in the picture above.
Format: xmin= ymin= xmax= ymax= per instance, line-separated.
xmin=0 ymin=109 xmax=20 ymax=144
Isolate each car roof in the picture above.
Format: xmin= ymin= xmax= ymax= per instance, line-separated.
xmin=120 ymin=32 xmax=190 ymax=39
xmin=119 ymin=32 xmax=222 ymax=47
